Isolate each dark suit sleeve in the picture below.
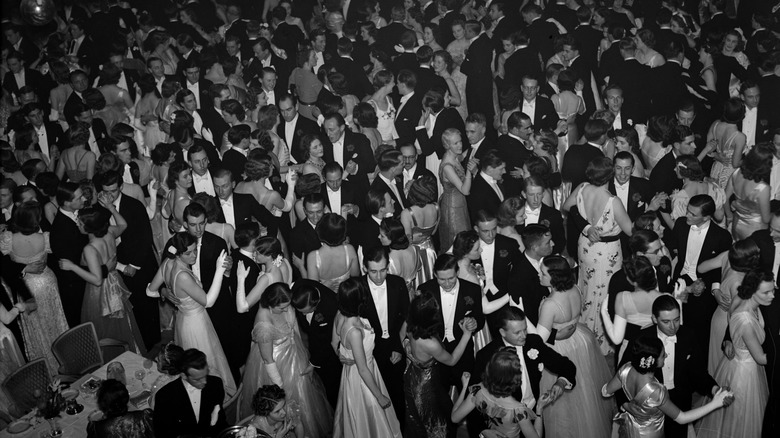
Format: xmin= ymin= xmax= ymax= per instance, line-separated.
xmin=249 ymin=195 xmax=278 ymax=235
xmin=469 ymin=344 xmax=495 ymax=386
xmin=528 ymin=335 xmax=577 ymax=388
xmin=680 ymin=331 xmax=718 ymax=397
xmin=356 ymin=136 xmax=376 ymax=175
xmin=415 ymin=127 xmax=436 ymax=158
xmin=120 ymin=197 xmax=154 ymax=267
xmin=152 ymin=386 xmax=177 ymax=438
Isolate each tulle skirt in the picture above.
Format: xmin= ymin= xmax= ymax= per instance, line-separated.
xmin=541 ymin=324 xmax=615 ymax=438
xmin=81 ymin=271 xmax=146 ymax=356
xmin=334 ymin=357 xmax=402 ymax=438
xmin=696 ymin=355 xmax=768 ymax=438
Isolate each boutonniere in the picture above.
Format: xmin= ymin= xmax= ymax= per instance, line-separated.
xmin=760 ymin=119 xmax=768 ymax=127
xmin=527 ymin=349 xmax=539 ymax=360
xmin=313 ymin=313 xmax=325 ymax=323
xmin=626 ymin=119 xmax=633 ymax=126
xmin=538 ymin=363 xmax=544 ymax=372
xmin=296 ymin=129 xmax=303 ymax=137
xmin=631 ymin=193 xmax=642 ymax=203
xmin=463 ymin=296 xmax=474 ymax=306
xmin=498 ymin=249 xmax=509 ymax=258
xmin=540 ymin=219 xmax=550 ymax=228
xmin=345 ymin=144 xmax=355 ymax=153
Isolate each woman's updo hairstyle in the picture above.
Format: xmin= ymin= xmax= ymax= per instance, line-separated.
xmin=166 ymin=161 xmax=191 ymax=190
xmin=406 ymin=174 xmax=437 ymax=206
xmin=158 ymin=342 xmax=185 ymax=375
xmin=452 ymin=230 xmax=479 ymax=261
xmin=623 ymin=256 xmax=658 ymax=291
xmin=251 ymin=385 xmax=286 ymax=417
xmin=298 ymin=134 xmax=320 ymax=162
xmin=316 ymin=213 xmax=348 ymax=246
xmin=496 ymin=197 xmax=526 ymax=228
xmin=166 ymin=231 xmax=197 ymax=259
xmin=542 ymin=255 xmax=576 ymax=290
xmin=737 ymin=269 xmax=775 ymax=300
xmin=586 ymin=156 xmax=614 ymax=186
xmin=337 ymin=277 xmax=367 ymax=317
xmin=630 ymin=335 xmax=663 ymax=374
xmin=380 ymin=218 xmax=409 ymax=250
xmin=728 ymin=239 xmax=760 ymax=273
xmin=244 ymin=154 xmax=274 ymax=181
xmin=482 ymin=349 xmax=523 ymax=398
xmin=675 ymin=154 xmax=704 ymax=181
xmin=255 ymin=236 xmax=283 ymax=259
xmin=78 ymin=206 xmax=111 ymax=237
xmin=259 ymin=282 xmax=292 ymax=308
xmin=406 ymin=292 xmax=444 ymax=340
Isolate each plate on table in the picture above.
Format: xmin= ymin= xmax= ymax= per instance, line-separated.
xmin=6 ymin=420 xmax=31 ymax=434
xmin=80 ymin=376 xmax=102 ymax=393
xmin=62 ymin=388 xmax=79 ymax=400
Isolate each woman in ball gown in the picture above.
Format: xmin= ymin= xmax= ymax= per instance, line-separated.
xmin=298 ymin=135 xmax=327 ymax=183
xmin=161 ymin=161 xmax=192 ymax=246
xmin=400 ymin=175 xmax=439 ymax=286
xmin=333 ymin=278 xmax=401 ymax=438
xmin=437 ymin=128 xmax=476 ymax=250
xmin=562 ymin=157 xmax=633 ymax=354
xmin=602 ymin=335 xmax=734 ymax=438
xmin=59 ymin=200 xmax=146 ymax=355
xmin=452 ymin=230 xmax=509 ymax=352
xmin=725 ymin=144 xmax=771 ymax=240
xmin=0 ymin=202 xmax=69 ymax=374
xmin=601 ymin=257 xmax=665 ymax=362
xmin=697 ymin=269 xmax=773 ymax=438
xmin=302 ymin=213 xmax=360 ymax=294
xmin=452 ymin=351 xmax=550 ymax=438
xmin=149 ymin=342 xmax=184 ymax=409
xmin=702 ymin=98 xmax=747 ymax=189
xmin=380 ymin=219 xmax=421 ymax=299
xmin=662 ymin=155 xmax=726 ymax=228
xmin=0 ymin=280 xmax=27 ymax=412
xmin=134 ymin=75 xmax=166 ymax=151
xmin=96 ymin=64 xmax=134 ymax=131
xmin=367 ymin=70 xmax=399 ymax=144
xmin=237 ymin=274 xmax=333 ymax=435
xmin=147 ymin=232 xmax=236 ymax=398
xmin=496 ymin=196 xmax=526 ymax=250
xmin=697 ymin=239 xmax=760 ymax=374
xmin=404 ymin=292 xmax=476 ymax=437
xmin=537 ymin=256 xmax=614 ymax=438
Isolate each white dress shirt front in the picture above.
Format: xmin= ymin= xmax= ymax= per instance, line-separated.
xmin=441 ymin=280 xmax=460 ymax=342
xmin=681 ymin=221 xmax=710 ymax=280
xmin=614 ymin=178 xmax=629 ymax=211
xmin=522 ymin=98 xmax=536 ymax=124
xmin=525 ymin=206 xmax=541 ymax=225
xmin=332 ymin=133 xmax=346 ymax=167
xmin=193 ymin=171 xmax=216 ymax=196
xmin=284 ymin=115 xmax=298 ymax=153
xmin=480 ymin=240 xmax=497 ymax=293
xmin=192 ymin=236 xmax=203 ymax=281
xmin=187 ymin=80 xmax=201 ymax=108
xmin=220 ymin=195 xmax=236 ymax=228
xmin=743 ymin=106 xmax=758 ymax=147
xmin=34 ymin=125 xmax=50 ymax=160
xmin=327 ymin=186 xmax=342 ymax=216
xmin=183 ymin=379 xmax=203 ymax=422
xmin=368 ymin=280 xmax=390 ymax=339
xmin=658 ymin=329 xmax=677 ymax=390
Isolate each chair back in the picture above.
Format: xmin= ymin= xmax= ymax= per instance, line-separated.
xmin=1 ymin=358 xmax=50 ymax=414
xmin=51 ymin=322 xmax=104 ymax=376
xmin=223 ymin=383 xmax=243 ymax=425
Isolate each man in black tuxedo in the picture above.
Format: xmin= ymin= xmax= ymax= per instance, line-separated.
xmin=376 ymin=6 xmax=409 ymax=57
xmin=650 ymin=125 xmax=698 ymax=196
xmin=507 ymin=224 xmax=556 ymax=327
xmin=175 ymin=34 xmax=203 ymax=79
xmin=397 ymin=143 xmax=435 ymax=198
xmin=390 ymin=31 xmax=419 ymax=77
xmin=230 ymin=222 xmax=263 ymax=372
xmin=488 ymin=1 xmax=520 ymax=57
xmin=394 ymin=70 xmax=424 ymax=147
xmin=608 ymin=38 xmax=653 ymax=121
xmin=496 ymin=31 xmax=542 ymax=93
xmin=461 ymin=20 xmax=495 ymax=132
xmin=414 ymin=46 xmax=449 ymax=95
xmin=669 ymin=195 xmax=732 ymax=347
xmin=563 ymin=37 xmax=597 ymax=121
xmin=520 ymin=75 xmax=560 ymax=131
xmin=95 ymin=171 xmax=160 ymax=351
xmin=21 ymin=104 xmax=65 ymax=170
xmin=467 ymin=306 xmax=576 ymax=438
xmin=474 ymin=210 xmax=521 ymax=304
xmin=213 ymin=167 xmax=278 ymax=238
xmin=2 ymin=52 xmax=47 ymax=105
xmin=362 ymin=247 xmax=411 ymax=421
xmin=598 ymin=24 xmax=627 ymax=84
xmin=418 ymin=254 xmax=484 ymax=389
xmin=437 ymin=0 xmax=465 ymax=47
xmin=545 ymin=0 xmax=579 ymax=33
xmin=561 ymin=118 xmax=608 ymax=189
xmin=277 ymin=94 xmax=319 ymax=163
xmin=572 ymin=7 xmax=604 ymax=73
xmin=739 ymin=81 xmax=772 ymax=146
xmin=604 ymin=84 xmax=642 ymax=131
xmin=462 ymin=113 xmax=496 ymax=166
xmin=700 ymin=1 xmax=738 ymax=41
xmin=220 ymin=124 xmax=251 ymax=182
xmin=290 ymin=194 xmax=324 ymax=273
xmin=497 ymin=112 xmax=535 ymax=196
xmin=610 ymin=152 xmax=655 ymax=221
xmin=523 ymin=176 xmax=566 ymax=254
xmin=621 ymin=296 xmax=721 ymax=438
xmin=291 ymin=279 xmax=342 ymax=407
xmin=321 ymin=162 xmax=362 ymax=219
xmin=523 ymin=4 xmax=560 ymax=63
xmin=153 ymin=349 xmax=228 ymax=438
xmin=180 ymin=59 xmax=212 ymax=111
xmin=467 ymin=151 xmax=506 ymax=223
xmin=200 ymin=84 xmax=232 ymax=150
xmin=422 ymin=0 xmax=438 ymax=22
xmin=63 ymin=70 xmax=91 ymax=125
xmin=70 ymin=102 xmax=108 ymax=158
xmin=651 ymin=41 xmax=690 ymax=118
xmin=4 ymin=25 xmax=39 ymax=65
xmin=105 ymin=50 xmax=142 ymax=102
xmin=371 ymin=149 xmax=406 ymax=216
xmin=350 ymin=189 xmax=394 ymax=260
xmin=50 ymin=182 xmax=89 ymax=327
xmin=322 ymin=113 xmax=376 ymax=200
xmin=416 ymin=92 xmax=467 ymax=165
xmin=331 ymin=38 xmax=373 ymax=100
xmin=67 ymin=19 xmax=99 ymax=74
xmin=243 ymin=38 xmax=288 ymax=93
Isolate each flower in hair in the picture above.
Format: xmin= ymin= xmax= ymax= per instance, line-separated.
xmin=168 ymin=246 xmax=177 ymax=255
xmin=272 ymin=255 xmax=284 ymax=267
xmin=640 ymin=356 xmax=655 ymax=369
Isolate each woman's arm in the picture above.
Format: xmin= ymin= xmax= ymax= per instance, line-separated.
xmin=702 ymin=69 xmax=716 ymax=91
xmin=612 ymin=198 xmax=634 ymax=235
xmin=601 ymin=371 xmax=622 ymax=397
xmin=601 ymin=294 xmax=628 ymax=344
xmin=102 ymin=198 xmax=128 ymax=237
xmin=659 ymin=387 xmax=731 ymax=424
xmin=347 ymin=326 xmax=391 ymax=405
xmin=237 ymin=271 xmax=271 ymax=313
xmin=697 ymin=250 xmax=727 ymax=274
xmin=757 ymin=184 xmax=771 ymax=226
xmin=180 ymin=250 xmax=227 ymax=307
xmin=61 ymin=245 xmax=103 ymax=286
xmin=55 ymin=152 xmax=66 ymax=180
xmin=258 ymin=314 xmax=285 ymax=386
xmin=742 ymin=322 xmax=768 ymax=365
xmin=482 ymin=293 xmax=510 ymax=314
xmin=306 ymin=251 xmax=319 ymax=281
xmin=451 ymin=383 xmax=475 ymax=423
xmin=730 ymin=135 xmax=746 ymax=168
xmin=536 ymin=301 xmax=555 ymax=343
xmin=443 ymin=163 xmax=472 ymax=195
xmin=561 ymin=183 xmax=583 ymax=212
xmin=347 ymin=245 xmax=361 ymax=277
xmin=0 ymin=302 xmax=25 ymax=325
xmin=445 ymin=78 xmax=461 ymax=107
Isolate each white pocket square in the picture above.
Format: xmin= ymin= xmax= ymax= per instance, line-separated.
xmin=210 ymin=405 xmax=220 ymax=426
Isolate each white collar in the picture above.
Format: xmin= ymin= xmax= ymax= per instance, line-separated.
xmin=400 ymin=92 xmax=414 ymax=103
xmin=371 ymin=215 xmax=382 ymax=225
xmin=404 ymin=164 xmax=417 ymax=175
xmin=239 ymin=248 xmax=255 ymax=259
xmin=480 ymin=171 xmax=497 ymax=184
xmin=690 ymin=220 xmax=711 ymax=233
xmin=231 ymin=146 xmax=248 ymax=156
xmin=614 ymin=178 xmax=629 ymax=188
xmin=286 ymin=113 xmax=298 ymax=125
xmin=182 ymin=378 xmax=201 ymax=393
xmin=440 ymin=279 xmax=460 ymax=295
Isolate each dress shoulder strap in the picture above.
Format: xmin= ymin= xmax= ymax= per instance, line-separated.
xmin=343 ymin=245 xmax=350 ymax=266
xmin=75 ymin=150 xmax=90 ymax=168
xmin=315 ymin=250 xmax=322 ymax=270
xmin=407 ymin=207 xmax=419 ymax=227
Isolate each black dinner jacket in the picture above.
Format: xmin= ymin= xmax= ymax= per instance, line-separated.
xmin=348 ymin=216 xmax=382 ymax=256
xmin=649 ymin=151 xmax=683 ymax=196
xmin=480 ymin=234 xmax=521 ymax=300
xmin=651 ymin=60 xmax=689 ymax=117
xmin=192 ymin=138 xmax=222 ymax=167
xmin=607 ymin=176 xmax=654 ymax=221
xmin=390 ymin=52 xmax=418 ymax=77
xmin=245 ymin=54 xmax=289 ymax=95
xmin=461 ymin=33 xmax=494 ymax=107
xmin=561 ymin=142 xmax=604 ymax=188
xmin=621 ymin=325 xmax=716 ymax=411
xmin=2 ymin=68 xmax=46 ymax=101
xmin=507 ymin=252 xmax=550 ymax=326
xmin=370 ymin=175 xmax=405 ymax=217
xmin=41 ymin=121 xmax=67 ymax=155
xmin=231 ymin=192 xmax=278 ymax=238
xmin=116 ymin=194 xmax=157 ymax=282
xmin=320 ymin=180 xmax=361 ymax=214
xmin=221 ymin=148 xmax=247 ymax=182
xmin=608 ymin=58 xmax=653 ymax=120
xmin=417 ymin=278 xmax=485 ymax=348
xmin=467 ymin=172 xmax=505 ymax=224
xmin=529 ymin=96 xmax=560 ymax=131
xmin=361 ymin=275 xmax=411 ymax=357
xmin=331 ymin=56 xmax=373 ymax=99
xmin=153 ymin=375 xmax=227 ymax=438
xmin=293 ymin=279 xmax=341 ymax=369
xmin=179 ymin=78 xmax=213 ymax=109
xmin=375 ymin=21 xmax=408 ymax=57
xmin=64 ymin=90 xmax=86 ymax=125
xmin=497 ymin=46 xmax=542 ymax=92
xmin=496 ymin=134 xmax=533 ymax=197
xmin=289 ymin=219 xmax=321 ymax=261
xmin=321 ymin=130 xmax=376 ymax=193
xmin=415 ymin=107 xmax=467 ymax=161
xmin=537 ymin=203 xmax=566 ymax=255
xmin=670 ymin=218 xmax=732 ymax=284
xmin=598 ymin=41 xmax=623 ymax=83
xmin=414 ymin=66 xmax=448 ymax=96
xmin=568 ymin=55 xmax=595 ymax=115
xmin=278 ymin=115 xmax=320 ymax=163
xmin=527 ymin=17 xmax=560 ymax=62
xmin=394 ymin=92 xmax=423 ymax=147
xmin=470 ymin=336 xmax=577 ymax=401
xmin=198 ymin=107 xmax=230 ymax=150
xmin=394 ymin=165 xmax=435 ymax=199
xmin=572 ymin=24 xmax=604 ymax=74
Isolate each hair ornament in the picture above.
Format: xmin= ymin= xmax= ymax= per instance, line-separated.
xmin=272 ymin=255 xmax=284 ymax=267
xmin=640 ymin=356 xmax=655 ymax=369
xmin=168 ymin=246 xmax=177 ymax=255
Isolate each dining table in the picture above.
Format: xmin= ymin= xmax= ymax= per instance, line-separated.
xmin=1 ymin=351 xmax=161 ymax=438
